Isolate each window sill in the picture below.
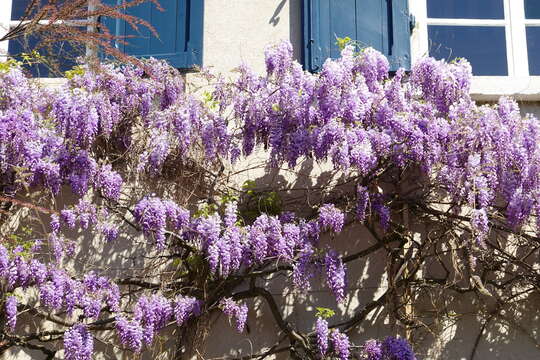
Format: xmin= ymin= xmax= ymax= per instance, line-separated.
xmin=34 ymin=77 xmax=67 ymax=87
xmin=470 ymin=76 xmax=540 ymax=101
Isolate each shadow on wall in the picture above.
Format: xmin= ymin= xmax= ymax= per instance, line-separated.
xmin=268 ymin=0 xmax=303 ymax=62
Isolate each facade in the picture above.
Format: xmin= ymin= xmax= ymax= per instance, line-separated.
xmin=1 ymin=1 xmax=540 ymax=359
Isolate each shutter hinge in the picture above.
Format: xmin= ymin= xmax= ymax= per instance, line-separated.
xmin=409 ymin=14 xmax=416 ymax=32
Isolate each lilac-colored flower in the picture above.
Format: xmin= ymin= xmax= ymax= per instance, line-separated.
xmin=325 ymin=250 xmax=347 ymax=303
xmin=95 ymin=164 xmax=123 ymax=200
xmin=381 ymin=336 xmax=416 ymax=360
xmin=174 ymin=296 xmax=202 ymax=326
xmin=116 ymin=316 xmax=144 ymax=353
xmin=64 ymin=324 xmax=93 ymax=360
xmin=363 ymin=339 xmax=383 ymax=360
xmin=5 ymin=296 xmax=17 ymax=331
xmin=315 ymin=317 xmax=329 ymax=356
xmin=356 ymin=185 xmax=370 ymax=223
xmin=330 ymin=330 xmax=350 ymax=360
xmin=318 ymin=204 xmax=344 ymax=233
xmin=221 ymin=298 xmax=248 ymax=333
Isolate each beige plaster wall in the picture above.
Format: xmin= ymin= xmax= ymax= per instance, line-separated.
xmin=202 ymin=0 xmax=302 ymax=74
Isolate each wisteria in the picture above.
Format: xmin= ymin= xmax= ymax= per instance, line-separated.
xmin=220 ymin=297 xmax=248 ymax=333
xmin=381 ymin=337 xmax=416 ymax=360
xmin=174 ymin=295 xmax=202 ymax=326
xmin=64 ymin=324 xmax=93 ymax=360
xmin=315 ymin=317 xmax=329 ymax=356
xmin=1 ymin=36 xmax=539 ymax=359
xmin=5 ymin=295 xmax=17 ymax=332
xmin=330 ymin=330 xmax=351 ymax=360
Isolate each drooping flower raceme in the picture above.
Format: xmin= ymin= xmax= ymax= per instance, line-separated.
xmin=220 ymin=298 xmax=248 ymax=333
xmin=64 ymin=324 xmax=93 ymax=360
xmin=5 ymin=296 xmax=17 ymax=332
xmin=381 ymin=336 xmax=416 ymax=360
xmin=315 ymin=317 xmax=329 ymax=356
xmin=330 ymin=330 xmax=350 ymax=360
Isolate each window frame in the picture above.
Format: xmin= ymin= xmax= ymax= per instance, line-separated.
xmin=410 ymin=0 xmax=540 ymax=100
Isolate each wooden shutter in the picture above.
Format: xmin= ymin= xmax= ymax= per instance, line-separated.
xmin=103 ymin=0 xmax=203 ymax=69
xmin=303 ymin=0 xmax=411 ymax=72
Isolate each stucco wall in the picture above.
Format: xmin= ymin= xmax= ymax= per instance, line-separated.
xmin=202 ymin=0 xmax=302 ymax=74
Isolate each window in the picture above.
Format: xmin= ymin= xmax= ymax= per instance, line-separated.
xmin=0 ymin=0 xmax=82 ymax=77
xmin=414 ymin=0 xmax=538 ymax=77
xmin=0 ymin=0 xmax=204 ymax=77
xmin=525 ymin=0 xmax=540 ymax=75
xmin=302 ymin=0 xmax=412 ymax=72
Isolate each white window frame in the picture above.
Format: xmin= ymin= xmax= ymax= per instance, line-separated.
xmin=410 ymin=0 xmax=540 ymax=100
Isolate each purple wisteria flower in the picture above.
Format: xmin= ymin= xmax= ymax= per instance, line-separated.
xmin=5 ymin=295 xmax=17 ymax=332
xmin=363 ymin=339 xmax=383 ymax=360
xmin=315 ymin=317 xmax=329 ymax=356
xmin=220 ymin=298 xmax=248 ymax=333
xmin=330 ymin=330 xmax=350 ymax=360
xmin=324 ymin=250 xmax=347 ymax=303
xmin=64 ymin=324 xmax=93 ymax=360
xmin=381 ymin=336 xmax=416 ymax=360
xmin=318 ymin=204 xmax=345 ymax=233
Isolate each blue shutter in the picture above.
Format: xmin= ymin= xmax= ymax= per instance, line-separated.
xmin=103 ymin=0 xmax=203 ymax=69
xmin=303 ymin=0 xmax=411 ymax=72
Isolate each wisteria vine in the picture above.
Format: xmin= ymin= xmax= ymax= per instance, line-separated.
xmin=1 ymin=39 xmax=539 ymax=359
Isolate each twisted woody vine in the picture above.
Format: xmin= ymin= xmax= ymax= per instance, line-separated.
xmin=0 ymin=40 xmax=539 ymax=359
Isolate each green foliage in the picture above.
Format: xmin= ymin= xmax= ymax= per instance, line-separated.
xmin=65 ymin=65 xmax=85 ymax=79
xmin=194 ymin=202 xmax=218 ymax=218
xmin=203 ymin=90 xmax=219 ymax=110
xmin=6 ymin=226 xmax=35 ymax=259
xmin=316 ymin=307 xmax=336 ymax=319
xmin=20 ymin=50 xmax=45 ymax=66
xmin=335 ymin=36 xmax=352 ymax=51
xmin=240 ymin=180 xmax=282 ymax=222
xmin=0 ymin=59 xmax=21 ymax=73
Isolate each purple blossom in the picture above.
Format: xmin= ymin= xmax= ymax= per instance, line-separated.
xmin=221 ymin=298 xmax=248 ymax=333
xmin=318 ymin=204 xmax=344 ymax=233
xmin=134 ymin=295 xmax=173 ymax=345
xmin=325 ymin=250 xmax=347 ymax=303
xmin=356 ymin=185 xmax=370 ymax=223
xmin=330 ymin=330 xmax=350 ymax=360
xmin=174 ymin=296 xmax=202 ymax=326
xmin=116 ymin=316 xmax=144 ymax=353
xmin=64 ymin=324 xmax=93 ymax=360
xmin=95 ymin=164 xmax=123 ymax=200
xmin=315 ymin=317 xmax=329 ymax=356
xmin=363 ymin=339 xmax=383 ymax=360
xmin=133 ymin=196 xmax=168 ymax=249
xmin=5 ymin=295 xmax=17 ymax=331
xmin=381 ymin=336 xmax=416 ymax=360
xmin=471 ymin=208 xmax=489 ymax=247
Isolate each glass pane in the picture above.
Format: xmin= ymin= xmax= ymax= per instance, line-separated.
xmin=11 ymin=0 xmax=68 ymax=20
xmin=11 ymin=0 xmax=35 ymax=20
xmin=428 ymin=26 xmax=508 ymax=76
xmin=527 ymin=27 xmax=540 ymax=75
xmin=525 ymin=0 xmax=540 ymax=19
xmin=427 ymin=0 xmax=504 ymax=19
xmin=8 ymin=35 xmax=80 ymax=77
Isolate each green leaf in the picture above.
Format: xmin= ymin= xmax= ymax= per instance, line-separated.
xmin=315 ymin=307 xmax=336 ymax=319
xmin=335 ymin=36 xmax=352 ymax=51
